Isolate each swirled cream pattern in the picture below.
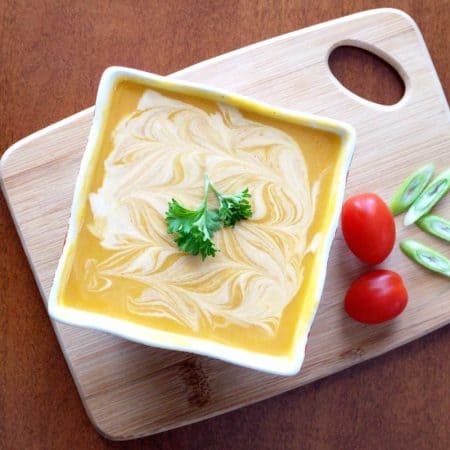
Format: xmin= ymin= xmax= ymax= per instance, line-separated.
xmin=87 ymin=89 xmax=319 ymax=336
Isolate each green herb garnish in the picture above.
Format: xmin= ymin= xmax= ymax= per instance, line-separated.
xmin=166 ymin=198 xmax=221 ymax=259
xmin=208 ymin=176 xmax=252 ymax=227
xmin=165 ymin=175 xmax=252 ymax=259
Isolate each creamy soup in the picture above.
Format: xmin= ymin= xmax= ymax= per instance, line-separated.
xmin=61 ymin=80 xmax=343 ymax=356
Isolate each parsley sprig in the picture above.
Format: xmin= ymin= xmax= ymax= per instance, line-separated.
xmin=165 ymin=175 xmax=252 ymax=259
xmin=209 ymin=182 xmax=252 ymax=228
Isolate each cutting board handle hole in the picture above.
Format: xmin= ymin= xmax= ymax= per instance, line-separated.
xmin=328 ymin=45 xmax=405 ymax=106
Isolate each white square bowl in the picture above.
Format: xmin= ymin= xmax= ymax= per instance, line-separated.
xmin=48 ymin=66 xmax=356 ymax=376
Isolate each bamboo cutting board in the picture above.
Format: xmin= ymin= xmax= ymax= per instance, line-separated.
xmin=1 ymin=8 xmax=450 ymax=440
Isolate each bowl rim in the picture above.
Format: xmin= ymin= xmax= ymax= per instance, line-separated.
xmin=48 ymin=66 xmax=356 ymax=376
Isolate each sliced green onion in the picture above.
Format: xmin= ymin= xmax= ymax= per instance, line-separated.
xmin=404 ymin=168 xmax=450 ymax=226
xmin=400 ymin=239 xmax=450 ymax=277
xmin=390 ymin=163 xmax=435 ymax=215
xmin=417 ymin=215 xmax=450 ymax=242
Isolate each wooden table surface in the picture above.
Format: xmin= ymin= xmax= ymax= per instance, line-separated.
xmin=1 ymin=1 xmax=449 ymax=449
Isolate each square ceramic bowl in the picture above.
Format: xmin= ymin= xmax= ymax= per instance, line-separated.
xmin=48 ymin=66 xmax=355 ymax=375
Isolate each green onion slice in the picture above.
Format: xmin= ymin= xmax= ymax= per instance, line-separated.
xmin=390 ymin=163 xmax=435 ymax=215
xmin=404 ymin=168 xmax=450 ymax=226
xmin=400 ymin=239 xmax=450 ymax=277
xmin=417 ymin=215 xmax=450 ymax=242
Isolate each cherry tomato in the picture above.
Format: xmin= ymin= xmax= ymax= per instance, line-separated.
xmin=341 ymin=193 xmax=395 ymax=265
xmin=344 ymin=270 xmax=408 ymax=324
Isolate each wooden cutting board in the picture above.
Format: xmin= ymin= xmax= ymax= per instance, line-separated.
xmin=1 ymin=8 xmax=449 ymax=440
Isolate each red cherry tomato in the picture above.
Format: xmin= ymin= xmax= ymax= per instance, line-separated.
xmin=341 ymin=193 xmax=395 ymax=265
xmin=345 ymin=270 xmax=408 ymax=324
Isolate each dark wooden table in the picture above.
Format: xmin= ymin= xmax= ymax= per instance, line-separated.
xmin=1 ymin=1 xmax=449 ymax=449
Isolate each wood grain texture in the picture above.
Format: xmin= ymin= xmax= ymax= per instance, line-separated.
xmin=3 ymin=5 xmax=450 ymax=439
xmin=1 ymin=1 xmax=449 ymax=449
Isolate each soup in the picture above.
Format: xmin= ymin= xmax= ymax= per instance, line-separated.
xmin=60 ymin=80 xmax=343 ymax=357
